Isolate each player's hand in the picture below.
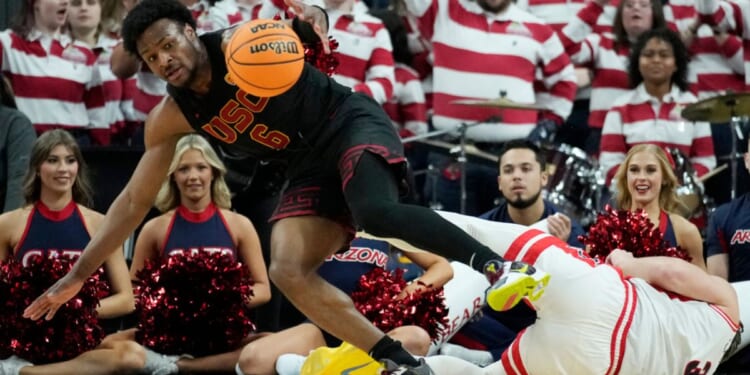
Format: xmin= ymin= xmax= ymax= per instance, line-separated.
xmin=23 ymin=273 xmax=85 ymax=321
xmin=605 ymin=249 xmax=633 ymax=267
xmin=547 ymin=213 xmax=572 ymax=242
xmin=284 ymin=0 xmax=331 ymax=54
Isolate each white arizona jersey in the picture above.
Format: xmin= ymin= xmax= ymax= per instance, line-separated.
xmin=620 ymin=278 xmax=739 ymax=375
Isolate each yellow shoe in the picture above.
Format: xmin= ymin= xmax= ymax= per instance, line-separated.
xmin=300 ymin=342 xmax=382 ymax=375
xmin=485 ymin=261 xmax=550 ymax=312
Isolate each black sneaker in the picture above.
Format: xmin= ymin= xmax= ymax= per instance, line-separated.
xmin=381 ymin=358 xmax=434 ymax=375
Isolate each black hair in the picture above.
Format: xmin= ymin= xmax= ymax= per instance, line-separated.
xmin=0 ymin=76 xmax=17 ymax=109
xmin=627 ymin=27 xmax=689 ymax=91
xmin=121 ymin=0 xmax=196 ymax=57
xmin=497 ymin=139 xmax=546 ymax=172
xmin=10 ymin=0 xmax=35 ymax=39
xmin=369 ymin=8 xmax=412 ymax=66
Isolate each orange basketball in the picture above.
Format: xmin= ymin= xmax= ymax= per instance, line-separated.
xmin=225 ymin=20 xmax=305 ymax=97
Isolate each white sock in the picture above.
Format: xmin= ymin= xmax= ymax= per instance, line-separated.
xmin=275 ymin=353 xmax=307 ymax=375
xmin=439 ymin=343 xmax=494 ymax=367
xmin=235 ymin=363 xmax=244 ymax=375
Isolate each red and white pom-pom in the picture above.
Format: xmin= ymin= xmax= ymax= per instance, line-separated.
xmin=578 ymin=205 xmax=692 ymax=262
xmin=0 ymin=255 xmax=108 ymax=364
xmin=134 ymin=251 xmax=255 ymax=357
xmin=351 ymin=268 xmax=449 ymax=340
xmin=303 ymin=37 xmax=340 ymax=76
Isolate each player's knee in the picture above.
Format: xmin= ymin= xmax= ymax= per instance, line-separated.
xmin=237 ymin=343 xmax=261 ymax=374
xmin=349 ymin=199 xmax=396 ymax=236
xmin=114 ymin=341 xmax=146 ymax=373
xmin=268 ymin=258 xmax=308 ymax=292
xmin=389 ymin=326 xmax=431 ymax=356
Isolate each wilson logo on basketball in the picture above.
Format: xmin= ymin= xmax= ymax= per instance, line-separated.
xmin=249 ymin=21 xmax=285 ymax=33
xmin=249 ymin=41 xmax=300 ymax=55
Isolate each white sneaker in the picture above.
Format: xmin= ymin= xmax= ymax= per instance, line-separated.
xmin=275 ymin=353 xmax=306 ymax=375
xmin=143 ymin=348 xmax=181 ymax=375
xmin=438 ymin=343 xmax=494 ymax=367
xmin=0 ymin=356 xmax=32 ymax=375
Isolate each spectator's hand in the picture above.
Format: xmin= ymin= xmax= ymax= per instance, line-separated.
xmin=680 ymin=17 xmax=701 ymax=47
xmin=527 ymin=117 xmax=559 ymax=146
xmin=396 ymin=279 xmax=428 ymax=300
xmin=715 ymin=30 xmax=730 ymax=46
xmin=547 ymin=213 xmax=572 ymax=242
xmin=284 ymin=0 xmax=331 ymax=53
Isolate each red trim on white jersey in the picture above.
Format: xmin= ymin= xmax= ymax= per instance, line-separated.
xmin=710 ymin=304 xmax=741 ymax=332
xmin=606 ymin=277 xmax=637 ymax=375
xmin=501 ymin=329 xmax=529 ymax=375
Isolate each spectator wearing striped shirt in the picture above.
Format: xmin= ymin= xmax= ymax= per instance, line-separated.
xmin=212 ymin=0 xmax=262 ymax=25
xmin=1 ymin=0 xmax=107 ymax=146
xmin=260 ymin=0 xmax=397 ymax=105
xmin=68 ymin=0 xmax=127 ymax=146
xmin=404 ymin=0 xmax=577 ymax=214
xmin=558 ymin=0 xmax=668 ymax=156
xmin=695 ymin=0 xmax=750 ymax=91
xmin=599 ymin=28 xmax=716 ymax=187
xmin=684 ymin=22 xmax=746 ymax=205
xmin=370 ymin=9 xmax=427 ymax=140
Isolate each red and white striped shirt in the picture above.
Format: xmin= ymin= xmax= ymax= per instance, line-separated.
xmin=0 ymin=29 xmax=106 ymax=139
xmin=407 ymin=0 xmax=577 ymax=142
xmin=259 ymin=0 xmax=396 ymax=104
xmin=326 ymin=10 xmax=396 ymax=104
xmin=383 ymin=63 xmax=428 ymax=136
xmin=559 ymin=2 xmax=631 ymax=129
xmin=132 ymin=68 xmax=167 ymax=122
xmin=558 ymin=1 xmax=698 ymax=129
xmin=695 ymin=0 xmax=750 ymax=90
xmin=600 ymin=84 xmax=716 ymax=185
xmin=687 ymin=25 xmax=745 ymax=100
xmin=88 ymin=33 xmax=139 ymax=145
xmin=208 ymin=0 xmax=252 ymax=28
xmin=188 ymin=0 xmax=243 ymax=35
xmin=515 ymin=0 xmax=588 ymax=32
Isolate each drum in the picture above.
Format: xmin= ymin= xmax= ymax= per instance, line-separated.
xmin=667 ymin=148 xmax=712 ymax=219
xmin=541 ymin=144 xmax=601 ymax=226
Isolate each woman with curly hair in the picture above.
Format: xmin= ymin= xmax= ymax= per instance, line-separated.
xmin=599 ymin=28 xmax=716 ymax=188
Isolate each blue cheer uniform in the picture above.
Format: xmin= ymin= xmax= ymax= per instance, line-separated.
xmin=15 ymin=200 xmax=89 ymax=267
xmin=162 ymin=203 xmax=237 ymax=260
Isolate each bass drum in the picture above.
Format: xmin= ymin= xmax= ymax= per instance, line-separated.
xmin=541 ymin=144 xmax=602 ymax=227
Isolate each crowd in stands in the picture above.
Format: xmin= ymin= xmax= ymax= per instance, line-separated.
xmin=3 ymin=0 xmax=750 ymax=373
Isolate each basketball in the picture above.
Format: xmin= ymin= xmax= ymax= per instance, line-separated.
xmin=225 ymin=20 xmax=305 ymax=97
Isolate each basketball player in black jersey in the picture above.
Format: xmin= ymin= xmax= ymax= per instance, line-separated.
xmin=23 ymin=1 xmax=549 ymax=373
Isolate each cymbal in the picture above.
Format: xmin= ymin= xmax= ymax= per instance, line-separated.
xmin=415 ymin=139 xmax=498 ymax=162
xmin=452 ymin=97 xmax=543 ymax=111
xmin=681 ymin=92 xmax=750 ymax=123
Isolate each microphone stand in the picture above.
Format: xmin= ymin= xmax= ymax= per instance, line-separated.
xmin=458 ymin=121 xmax=469 ymax=214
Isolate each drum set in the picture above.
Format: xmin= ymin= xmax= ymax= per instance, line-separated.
xmin=405 ymin=92 xmax=750 ymax=228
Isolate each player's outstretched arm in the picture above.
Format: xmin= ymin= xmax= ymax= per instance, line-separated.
xmin=24 ymin=98 xmax=193 ymax=321
xmin=607 ymin=249 xmax=740 ymax=325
